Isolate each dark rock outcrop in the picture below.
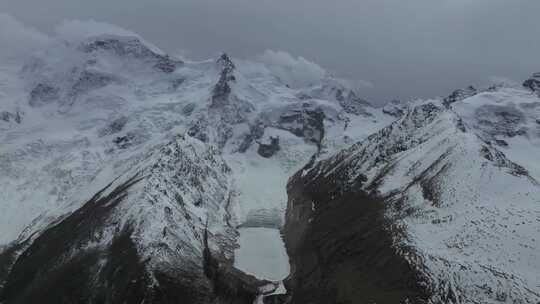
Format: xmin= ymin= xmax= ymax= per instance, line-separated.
xmin=0 ymin=176 xmax=151 ymax=304
xmin=112 ymin=132 xmax=138 ymax=149
xmin=336 ymin=89 xmax=372 ymax=116
xmin=523 ymin=72 xmax=540 ymax=93
xmin=187 ymin=121 xmax=209 ymax=143
xmin=0 ymin=111 xmax=21 ymax=124
xmin=237 ymin=122 xmax=265 ymax=153
xmin=277 ymin=106 xmax=325 ymax=151
xmin=257 ymin=136 xmax=280 ymax=158
xmin=212 ymin=53 xmax=236 ymax=108
xmin=382 ymin=99 xmax=406 ymax=118
xmin=282 ymin=160 xmax=430 ymax=304
xmin=0 ymin=174 xmax=263 ymax=304
xmin=81 ymin=36 xmax=182 ymax=73
xmin=443 ymin=85 xmax=477 ymax=107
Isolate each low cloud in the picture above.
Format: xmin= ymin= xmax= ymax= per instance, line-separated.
xmin=256 ymin=50 xmax=327 ymax=88
xmin=256 ymin=50 xmax=374 ymax=92
xmin=487 ymin=76 xmax=520 ymax=87
xmin=54 ymin=19 xmax=139 ymax=41
xmin=0 ymin=13 xmax=50 ymax=63
xmin=54 ymin=19 xmax=165 ymax=54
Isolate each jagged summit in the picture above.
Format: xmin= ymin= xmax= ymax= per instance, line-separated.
xmin=211 ymin=53 xmax=236 ymax=107
xmin=216 ymin=52 xmax=235 ymax=73
xmin=443 ymin=85 xmax=477 ymax=107
xmin=523 ymin=72 xmax=540 ymax=92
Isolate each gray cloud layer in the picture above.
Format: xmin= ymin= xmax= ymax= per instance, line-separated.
xmin=1 ymin=0 xmax=539 ymax=103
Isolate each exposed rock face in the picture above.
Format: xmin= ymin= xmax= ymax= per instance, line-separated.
xmin=443 ymin=85 xmax=477 ymax=107
xmin=382 ymin=99 xmax=406 ymax=118
xmin=523 ymin=72 xmax=540 ymax=92
xmin=80 ymin=36 xmax=182 ymax=73
xmin=237 ymin=122 xmax=265 ymax=153
xmin=276 ymin=106 xmax=326 ymax=150
xmin=283 ymin=164 xmax=429 ymax=304
xmin=0 ymin=111 xmax=21 ymax=123
xmin=257 ymin=136 xmax=280 ymax=158
xmin=335 ymin=89 xmax=372 ymax=116
xmin=212 ymin=53 xmax=236 ymax=108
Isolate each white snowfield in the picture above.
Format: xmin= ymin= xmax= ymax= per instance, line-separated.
xmin=305 ymin=89 xmax=540 ymax=303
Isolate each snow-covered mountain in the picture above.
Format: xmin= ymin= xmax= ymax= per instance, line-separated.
xmin=0 ymin=28 xmax=539 ymax=304
xmin=0 ymin=33 xmax=392 ymax=303
xmin=284 ymin=82 xmax=540 ymax=303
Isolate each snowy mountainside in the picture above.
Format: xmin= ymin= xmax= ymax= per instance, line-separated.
xmin=1 ymin=135 xmax=242 ymax=303
xmin=3 ymin=22 xmax=538 ymax=304
xmin=0 ymin=34 xmax=390 ymax=245
xmin=286 ymin=85 xmax=540 ymax=303
xmin=0 ymin=32 xmax=393 ymax=303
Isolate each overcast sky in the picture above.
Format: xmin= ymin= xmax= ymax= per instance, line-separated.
xmin=1 ymin=0 xmax=540 ymax=103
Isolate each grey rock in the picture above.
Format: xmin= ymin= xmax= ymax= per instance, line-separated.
xmin=81 ymin=36 xmax=182 ymax=73
xmin=211 ymin=53 xmax=236 ymax=108
xmin=0 ymin=111 xmax=22 ymax=124
xmin=382 ymin=99 xmax=406 ymax=118
xmin=238 ymin=122 xmax=265 ymax=153
xmin=257 ymin=136 xmax=280 ymax=158
xmin=443 ymin=86 xmax=477 ymax=107
xmin=277 ymin=105 xmax=325 ymax=150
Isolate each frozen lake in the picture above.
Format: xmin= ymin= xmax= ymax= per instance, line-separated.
xmin=233 ymin=227 xmax=290 ymax=281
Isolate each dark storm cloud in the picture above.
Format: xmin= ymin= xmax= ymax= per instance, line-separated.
xmin=1 ymin=0 xmax=539 ymax=103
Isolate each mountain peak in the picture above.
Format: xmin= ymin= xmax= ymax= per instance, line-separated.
xmin=523 ymin=72 xmax=540 ymax=92
xmin=443 ymin=85 xmax=477 ymax=107
xmin=211 ymin=53 xmax=237 ymax=107
xmin=79 ymin=34 xmax=182 ymax=73
xmin=217 ymin=52 xmax=235 ymax=72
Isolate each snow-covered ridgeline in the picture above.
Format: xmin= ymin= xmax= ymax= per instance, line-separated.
xmin=299 ymin=91 xmax=540 ymax=303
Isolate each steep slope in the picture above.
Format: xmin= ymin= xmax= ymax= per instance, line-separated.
xmin=1 ymin=135 xmax=263 ymax=304
xmin=284 ymin=87 xmax=540 ymax=303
